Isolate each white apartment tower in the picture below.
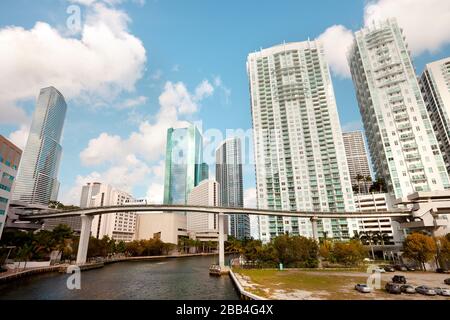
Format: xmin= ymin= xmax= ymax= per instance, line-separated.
xmin=348 ymin=19 xmax=450 ymax=200
xmin=80 ymin=182 xmax=135 ymax=242
xmin=247 ymin=40 xmax=357 ymax=243
xmin=187 ymin=179 xmax=224 ymax=241
xmin=420 ymin=57 xmax=450 ymax=175
xmin=342 ymin=131 xmax=372 ymax=191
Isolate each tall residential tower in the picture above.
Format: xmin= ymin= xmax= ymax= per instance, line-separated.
xmin=348 ymin=19 xmax=450 ymax=199
xmin=419 ymin=57 xmax=450 ymax=175
xmin=342 ymin=131 xmax=372 ymax=192
xmin=12 ymin=87 xmax=67 ymax=205
xmin=216 ymin=137 xmax=249 ymax=239
xmin=247 ymin=40 xmax=357 ymax=243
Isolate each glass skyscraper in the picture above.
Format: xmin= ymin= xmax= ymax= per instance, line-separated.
xmin=348 ymin=19 xmax=450 ymax=199
xmin=216 ymin=137 xmax=249 ymax=240
xmin=247 ymin=40 xmax=357 ymax=243
xmin=163 ymin=124 xmax=203 ymax=205
xmin=12 ymin=87 xmax=67 ymax=205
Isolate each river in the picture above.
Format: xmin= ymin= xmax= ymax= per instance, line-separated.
xmin=0 ymin=255 xmax=239 ymax=300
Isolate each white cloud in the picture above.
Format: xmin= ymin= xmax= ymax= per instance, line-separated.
xmin=62 ymin=154 xmax=152 ymax=205
xmin=213 ymin=76 xmax=231 ymax=104
xmin=73 ymin=79 xmax=214 ymax=204
xmin=81 ymin=79 xmax=213 ymax=166
xmin=244 ymin=188 xmax=257 ymax=209
xmin=0 ymin=2 xmax=146 ymax=126
xmin=8 ymin=125 xmax=30 ymax=150
xmin=118 ymin=96 xmax=148 ymax=109
xmin=364 ymin=0 xmax=450 ymax=56
xmin=194 ymin=80 xmax=214 ymax=100
xmin=317 ymin=25 xmax=354 ymax=78
xmin=316 ymin=0 xmax=450 ymax=79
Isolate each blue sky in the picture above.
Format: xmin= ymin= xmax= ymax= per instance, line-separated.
xmin=1 ymin=0 xmax=450 ymax=206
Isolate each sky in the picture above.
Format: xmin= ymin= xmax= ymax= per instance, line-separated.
xmin=0 ymin=0 xmax=450 ymax=207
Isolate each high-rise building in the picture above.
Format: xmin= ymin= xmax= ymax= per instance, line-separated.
xmin=12 ymin=87 xmax=67 ymax=205
xmin=199 ymin=162 xmax=209 ymax=182
xmin=348 ymin=19 xmax=450 ymax=199
xmin=187 ymin=179 xmax=226 ymax=242
xmin=342 ymin=131 xmax=372 ymax=192
xmin=0 ymin=135 xmax=22 ymax=239
xmin=247 ymin=40 xmax=357 ymax=243
xmin=420 ymin=57 xmax=450 ymax=175
xmin=163 ymin=124 xmax=203 ymax=205
xmin=80 ymin=182 xmax=135 ymax=242
xmin=216 ymin=137 xmax=250 ymax=239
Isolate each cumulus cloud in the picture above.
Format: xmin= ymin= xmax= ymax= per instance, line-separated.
xmin=317 ymin=0 xmax=450 ymax=79
xmin=317 ymin=25 xmax=354 ymax=78
xmin=0 ymin=2 xmax=146 ymax=124
xmin=80 ymin=79 xmax=213 ymax=167
xmin=8 ymin=125 xmax=30 ymax=150
xmin=364 ymin=0 xmax=450 ymax=56
xmin=118 ymin=96 xmax=148 ymax=109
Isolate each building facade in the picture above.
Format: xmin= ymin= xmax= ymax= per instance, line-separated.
xmin=135 ymin=212 xmax=188 ymax=245
xmin=163 ymin=124 xmax=204 ymax=205
xmin=216 ymin=137 xmax=250 ymax=239
xmin=80 ymin=182 xmax=135 ymax=242
xmin=342 ymin=131 xmax=372 ymax=192
xmin=187 ymin=179 xmax=226 ymax=242
xmin=354 ymin=192 xmax=404 ymax=245
xmin=348 ymin=19 xmax=450 ymax=200
xmin=419 ymin=57 xmax=450 ymax=175
xmin=247 ymin=40 xmax=357 ymax=243
xmin=0 ymin=136 xmax=22 ymax=239
xmin=12 ymin=87 xmax=67 ymax=205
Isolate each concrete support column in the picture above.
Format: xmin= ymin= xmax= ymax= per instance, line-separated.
xmin=218 ymin=212 xmax=225 ymax=268
xmin=76 ymin=215 xmax=94 ymax=265
xmin=310 ymin=216 xmax=319 ymax=241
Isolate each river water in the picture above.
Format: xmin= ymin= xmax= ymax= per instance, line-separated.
xmin=0 ymin=256 xmax=239 ymax=300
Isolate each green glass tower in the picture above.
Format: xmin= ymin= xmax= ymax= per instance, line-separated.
xmin=163 ymin=124 xmax=204 ymax=204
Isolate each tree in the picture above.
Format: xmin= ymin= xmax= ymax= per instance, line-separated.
xmin=358 ymin=231 xmax=380 ymax=260
xmin=364 ymin=176 xmax=372 ymax=194
xmin=330 ymin=240 xmax=367 ymax=266
xmin=355 ymin=174 xmax=364 ymax=194
xmin=403 ymin=233 xmax=436 ymax=270
xmin=319 ymin=240 xmax=333 ymax=260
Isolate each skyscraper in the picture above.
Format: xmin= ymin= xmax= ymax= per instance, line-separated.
xmin=419 ymin=57 xmax=450 ymax=175
xmin=163 ymin=124 xmax=203 ymax=205
xmin=80 ymin=182 xmax=135 ymax=242
xmin=348 ymin=19 xmax=450 ymax=199
xmin=247 ymin=40 xmax=357 ymax=243
xmin=199 ymin=162 xmax=209 ymax=182
xmin=342 ymin=131 xmax=372 ymax=192
xmin=0 ymin=135 xmax=22 ymax=239
xmin=216 ymin=137 xmax=249 ymax=239
xmin=12 ymin=87 xmax=67 ymax=205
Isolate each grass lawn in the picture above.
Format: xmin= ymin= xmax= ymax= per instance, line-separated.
xmin=234 ymin=268 xmax=373 ymax=299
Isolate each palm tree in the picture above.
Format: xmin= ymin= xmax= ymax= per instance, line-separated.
xmin=364 ymin=176 xmax=372 ymax=194
xmin=355 ymin=174 xmax=364 ymax=194
xmin=358 ymin=231 xmax=378 ymax=260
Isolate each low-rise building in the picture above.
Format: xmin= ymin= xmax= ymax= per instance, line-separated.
xmin=135 ymin=212 xmax=188 ymax=244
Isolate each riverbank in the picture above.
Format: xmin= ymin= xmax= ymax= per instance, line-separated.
xmin=0 ymin=253 xmax=219 ymax=284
